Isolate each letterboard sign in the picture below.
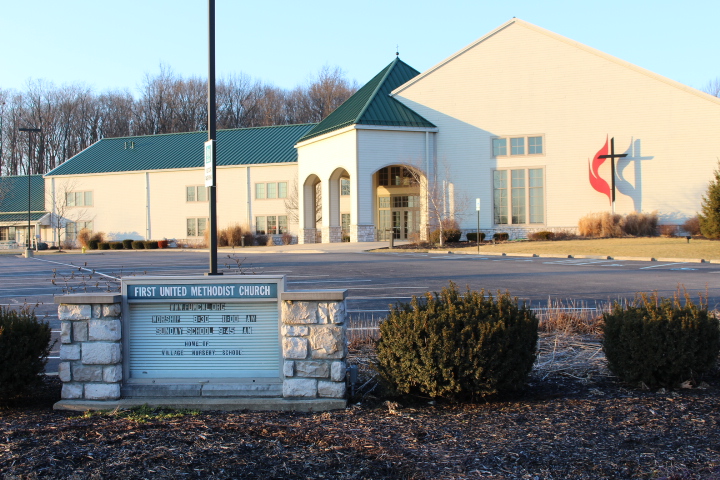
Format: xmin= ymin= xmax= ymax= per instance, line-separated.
xmin=122 ymin=275 xmax=284 ymax=380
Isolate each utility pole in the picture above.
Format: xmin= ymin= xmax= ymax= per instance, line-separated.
xmin=206 ymin=0 xmax=220 ymax=275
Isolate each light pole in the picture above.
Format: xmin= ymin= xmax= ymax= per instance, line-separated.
xmin=19 ymin=127 xmax=40 ymax=258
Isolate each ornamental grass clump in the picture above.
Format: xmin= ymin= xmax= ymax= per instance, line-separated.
xmin=0 ymin=306 xmax=52 ymax=398
xmin=602 ymin=291 xmax=720 ymax=388
xmin=376 ymin=283 xmax=538 ymax=400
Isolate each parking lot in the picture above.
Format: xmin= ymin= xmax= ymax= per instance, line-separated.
xmin=2 ymin=244 xmax=719 ymax=374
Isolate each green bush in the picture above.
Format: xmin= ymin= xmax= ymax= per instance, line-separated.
xmin=122 ymin=239 xmax=133 ymax=249
xmin=699 ymin=161 xmax=720 ymax=238
xmin=376 ymin=283 xmax=538 ymax=400
xmin=144 ymin=241 xmax=159 ymax=249
xmin=0 ymin=306 xmax=52 ymax=398
xmin=109 ymin=241 xmax=124 ymax=250
xmin=429 ymin=228 xmax=462 ymax=244
xmin=132 ymin=241 xmax=145 ymax=250
xmin=529 ymin=231 xmax=555 ymax=241
xmin=465 ymin=232 xmax=486 ymax=242
xmin=493 ymin=232 xmax=509 ymax=242
xmin=98 ymin=242 xmax=110 ymax=250
xmin=88 ymin=239 xmax=99 ymax=250
xmin=602 ymin=292 xmax=720 ymax=388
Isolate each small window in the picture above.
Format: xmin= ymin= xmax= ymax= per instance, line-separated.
xmin=493 ymin=138 xmax=507 ymax=156
xmin=267 ymin=183 xmax=277 ymax=199
xmin=278 ymin=182 xmax=288 ymax=199
xmin=511 ymin=137 xmax=525 ymax=155
xmin=267 ymin=216 xmax=278 ymax=235
xmin=197 ymin=186 xmax=207 ymax=202
xmin=255 ymin=216 xmax=266 ymax=234
xmin=66 ymin=190 xmax=93 ymax=207
xmin=341 ymin=178 xmax=350 ymax=196
xmin=255 ymin=183 xmax=266 ymax=199
xmin=186 ymin=186 xmax=196 ymax=202
xmin=278 ymin=215 xmax=288 ymax=234
xmin=528 ymin=136 xmax=543 ymax=154
xmin=186 ymin=218 xmax=208 ymax=237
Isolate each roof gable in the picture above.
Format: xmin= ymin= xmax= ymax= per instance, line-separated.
xmin=0 ymin=175 xmax=45 ymax=213
xmin=45 ymin=123 xmax=316 ymax=176
xmin=298 ymin=58 xmax=436 ymax=142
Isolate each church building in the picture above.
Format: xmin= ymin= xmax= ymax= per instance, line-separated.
xmin=44 ymin=18 xmax=720 ymax=245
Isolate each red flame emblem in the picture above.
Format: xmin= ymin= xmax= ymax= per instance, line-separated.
xmin=588 ymin=136 xmax=611 ymax=203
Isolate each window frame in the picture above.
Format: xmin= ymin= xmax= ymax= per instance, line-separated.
xmin=492 ymin=167 xmax=545 ymax=226
xmin=491 ymin=135 xmax=545 ymax=158
xmin=186 ymin=217 xmax=209 ymax=237
xmin=255 ymin=182 xmax=288 ymax=200
xmin=66 ymin=190 xmax=93 ymax=207
xmin=186 ymin=185 xmax=208 ymax=202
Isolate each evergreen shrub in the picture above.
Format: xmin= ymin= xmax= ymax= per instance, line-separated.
xmin=465 ymin=232 xmax=486 ymax=242
xmin=122 ymin=239 xmax=133 ymax=249
xmin=699 ymin=161 xmax=720 ymax=238
xmin=376 ymin=283 xmax=538 ymax=400
xmin=602 ymin=292 xmax=720 ymax=388
xmin=109 ymin=241 xmax=124 ymax=250
xmin=493 ymin=232 xmax=509 ymax=242
xmin=529 ymin=231 xmax=555 ymax=241
xmin=98 ymin=242 xmax=110 ymax=250
xmin=429 ymin=228 xmax=462 ymax=244
xmin=88 ymin=240 xmax=99 ymax=250
xmin=131 ymin=241 xmax=145 ymax=250
xmin=0 ymin=306 xmax=52 ymax=398
xmin=144 ymin=241 xmax=159 ymax=249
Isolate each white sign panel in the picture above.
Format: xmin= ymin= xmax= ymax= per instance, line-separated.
xmin=123 ymin=276 xmax=284 ymax=380
xmin=204 ymin=140 xmax=214 ymax=187
xmin=476 ymin=198 xmax=481 ymax=211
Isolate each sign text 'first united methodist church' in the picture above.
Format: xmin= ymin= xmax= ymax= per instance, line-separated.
xmin=127 ymin=283 xmax=277 ymax=300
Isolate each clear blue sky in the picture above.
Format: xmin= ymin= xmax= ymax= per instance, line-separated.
xmin=2 ymin=0 xmax=719 ymax=96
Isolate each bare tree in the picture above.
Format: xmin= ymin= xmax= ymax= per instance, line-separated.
xmin=284 ymin=179 xmax=321 ymax=228
xmin=702 ymin=78 xmax=720 ymax=97
xmin=48 ymin=180 xmax=91 ymax=249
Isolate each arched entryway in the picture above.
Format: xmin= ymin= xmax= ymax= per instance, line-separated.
xmin=328 ymin=168 xmax=351 ymax=242
xmin=373 ymin=165 xmax=424 ymax=241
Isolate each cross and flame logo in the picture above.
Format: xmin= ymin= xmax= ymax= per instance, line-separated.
xmin=588 ymin=136 xmax=611 ymax=203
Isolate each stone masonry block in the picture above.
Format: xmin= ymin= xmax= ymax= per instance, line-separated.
xmin=318 ymin=380 xmax=346 ymax=398
xmin=309 ymin=326 xmax=346 ymax=359
xmin=60 ymin=322 xmax=72 ymax=344
xmin=58 ymin=304 xmax=91 ymax=321
xmin=82 ymin=342 xmax=121 ymax=365
xmin=294 ymin=360 xmax=330 ymax=378
xmin=88 ymin=319 xmax=121 ymax=341
xmin=85 ymin=383 xmax=121 ymax=401
xmin=60 ymin=344 xmax=81 ymax=361
xmin=102 ymin=303 xmax=121 ymax=318
xmin=282 ymin=325 xmax=309 ymax=337
xmin=92 ymin=305 xmax=102 ymax=319
xmin=283 ymin=337 xmax=308 ymax=360
xmin=319 ymin=302 xmax=346 ymax=325
xmin=103 ymin=365 xmax=123 ymax=383
xmin=73 ymin=322 xmax=88 ymax=342
xmin=283 ymin=360 xmax=295 ymax=377
xmin=72 ymin=365 xmax=103 ymax=382
xmin=282 ymin=301 xmax=318 ymax=325
xmin=58 ymin=362 xmax=71 ymax=382
xmin=61 ymin=383 xmax=84 ymax=399
xmin=283 ymin=378 xmax=317 ymax=398
xmin=331 ymin=361 xmax=346 ymax=382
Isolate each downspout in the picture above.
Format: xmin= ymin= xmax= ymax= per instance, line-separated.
xmin=51 ymin=177 xmax=57 ymax=246
xmin=145 ymin=172 xmax=151 ymax=240
xmin=246 ymin=166 xmax=252 ymax=229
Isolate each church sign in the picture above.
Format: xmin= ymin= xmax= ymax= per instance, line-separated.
xmin=122 ymin=276 xmax=284 ymax=381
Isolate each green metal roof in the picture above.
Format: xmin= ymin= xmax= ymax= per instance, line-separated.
xmin=298 ymin=58 xmax=436 ymax=142
xmin=0 ymin=175 xmax=45 ymax=213
xmin=45 ymin=124 xmax=316 ymax=176
xmin=0 ymin=212 xmax=47 ymax=223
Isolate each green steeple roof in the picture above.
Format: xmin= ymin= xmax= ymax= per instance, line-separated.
xmin=45 ymin=124 xmax=316 ymax=176
xmin=298 ymin=58 xmax=436 ymax=142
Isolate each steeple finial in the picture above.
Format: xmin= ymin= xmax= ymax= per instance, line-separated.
xmin=396 ymin=44 xmax=399 ymax=57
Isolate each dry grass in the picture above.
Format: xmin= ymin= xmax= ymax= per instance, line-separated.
xmin=446 ymin=236 xmax=720 ymax=260
xmin=578 ymin=211 xmax=658 ymax=237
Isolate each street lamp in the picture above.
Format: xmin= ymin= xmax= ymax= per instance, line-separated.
xmin=19 ymin=127 xmax=41 ymax=258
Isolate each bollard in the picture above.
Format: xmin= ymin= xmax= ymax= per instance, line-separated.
xmin=241 ymin=236 xmax=245 ymax=247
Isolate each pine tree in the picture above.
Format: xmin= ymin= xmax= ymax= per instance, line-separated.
xmin=698 ymin=161 xmax=720 ymax=238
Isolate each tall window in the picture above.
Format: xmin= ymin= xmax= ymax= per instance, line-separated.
xmin=341 ymin=213 xmax=350 ymax=233
xmin=0 ymin=226 xmax=17 ymax=241
xmin=186 ymin=186 xmax=207 ymax=202
xmin=341 ymin=178 xmax=350 ymax=196
xmin=493 ymin=168 xmax=544 ymax=225
xmin=66 ymin=191 xmax=93 ymax=207
xmin=492 ymin=135 xmax=544 ymax=157
xmin=187 ymin=218 xmax=208 ymax=237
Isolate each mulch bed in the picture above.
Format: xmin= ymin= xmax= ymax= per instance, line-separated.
xmin=2 ymin=339 xmax=719 ymax=480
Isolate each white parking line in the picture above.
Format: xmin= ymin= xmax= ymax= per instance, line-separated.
xmin=639 ymin=262 xmax=687 ymax=269
xmin=30 ymin=257 xmax=120 ymax=280
xmin=288 ymin=279 xmax=372 ymax=284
